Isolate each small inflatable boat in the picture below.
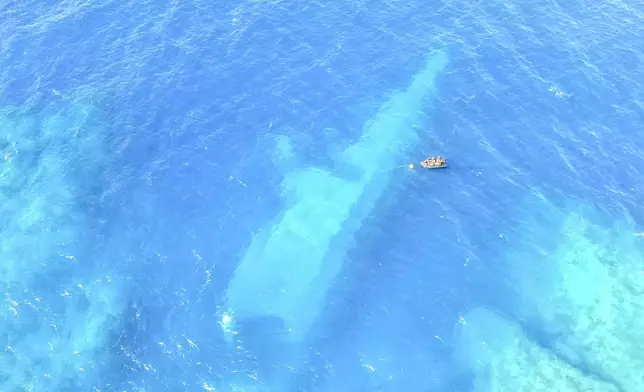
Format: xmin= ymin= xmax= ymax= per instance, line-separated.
xmin=420 ymin=156 xmax=448 ymax=169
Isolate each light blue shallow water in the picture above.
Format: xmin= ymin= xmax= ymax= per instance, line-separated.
xmin=1 ymin=0 xmax=644 ymax=391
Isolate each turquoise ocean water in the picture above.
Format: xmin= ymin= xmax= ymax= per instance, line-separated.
xmin=1 ymin=0 xmax=644 ymax=391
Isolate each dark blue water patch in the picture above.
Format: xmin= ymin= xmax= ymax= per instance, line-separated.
xmin=432 ymin=37 xmax=642 ymax=223
xmin=100 ymin=287 xmax=234 ymax=390
xmin=15 ymin=0 xmax=446 ymax=150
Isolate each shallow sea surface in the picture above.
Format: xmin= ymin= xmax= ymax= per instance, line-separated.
xmin=1 ymin=0 xmax=644 ymax=391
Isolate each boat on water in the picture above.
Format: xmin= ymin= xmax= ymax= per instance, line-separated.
xmin=420 ymin=156 xmax=448 ymax=169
